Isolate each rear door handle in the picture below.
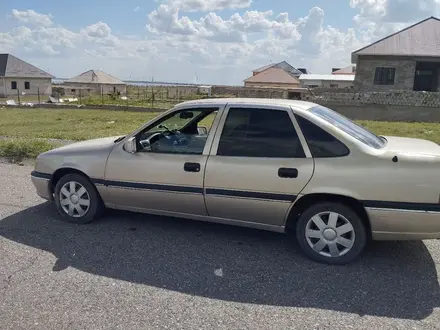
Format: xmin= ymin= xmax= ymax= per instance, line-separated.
xmin=278 ymin=167 xmax=298 ymax=178
xmin=184 ymin=162 xmax=201 ymax=172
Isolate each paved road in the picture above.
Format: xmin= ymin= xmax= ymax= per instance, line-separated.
xmin=1 ymin=162 xmax=440 ymax=329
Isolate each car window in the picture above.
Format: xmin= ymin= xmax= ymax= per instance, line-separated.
xmin=296 ymin=115 xmax=350 ymax=158
xmin=309 ymin=105 xmax=386 ymax=149
xmin=217 ymin=108 xmax=306 ymax=158
xmin=148 ymin=109 xmax=205 ymax=133
xmin=199 ymin=112 xmax=216 ymax=129
xmin=137 ymin=108 xmax=218 ymax=155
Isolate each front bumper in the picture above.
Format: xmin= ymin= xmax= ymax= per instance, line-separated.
xmin=30 ymin=171 xmax=53 ymax=202
xmin=367 ymin=207 xmax=440 ymax=240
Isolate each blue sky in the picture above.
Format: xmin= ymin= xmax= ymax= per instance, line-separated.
xmin=0 ymin=0 xmax=435 ymax=84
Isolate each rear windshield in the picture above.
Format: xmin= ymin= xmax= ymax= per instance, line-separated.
xmin=309 ymin=105 xmax=386 ymax=149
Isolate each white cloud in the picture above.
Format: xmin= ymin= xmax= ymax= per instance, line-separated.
xmin=81 ymin=22 xmax=112 ymax=38
xmin=147 ymin=6 xmax=300 ymax=42
xmin=134 ymin=6 xmax=140 ymax=12
xmin=166 ymin=0 xmax=252 ymax=12
xmin=348 ymin=0 xmax=440 ymax=46
xmin=351 ymin=0 xmax=440 ymax=23
xmin=80 ymin=22 xmax=120 ymax=48
xmin=350 ymin=0 xmax=387 ymax=22
xmin=11 ymin=9 xmax=53 ymax=27
xmin=0 ymin=25 xmax=79 ymax=56
xmin=1 ymin=13 xmax=120 ymax=57
xmin=147 ymin=5 xmax=201 ymax=36
xmin=146 ymin=3 xmax=352 ymax=60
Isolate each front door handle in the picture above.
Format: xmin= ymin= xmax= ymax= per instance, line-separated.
xmin=184 ymin=162 xmax=201 ymax=172
xmin=278 ymin=167 xmax=298 ymax=178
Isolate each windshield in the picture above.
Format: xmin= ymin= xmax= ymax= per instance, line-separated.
xmin=309 ymin=105 xmax=386 ymax=149
xmin=148 ymin=109 xmax=205 ymax=133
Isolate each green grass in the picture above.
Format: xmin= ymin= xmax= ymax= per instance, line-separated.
xmin=358 ymin=120 xmax=440 ymax=143
xmin=0 ymin=139 xmax=60 ymax=162
xmin=0 ymin=108 xmax=162 ymax=141
xmin=79 ymin=96 xmax=178 ymax=109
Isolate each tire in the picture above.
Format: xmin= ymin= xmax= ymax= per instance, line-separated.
xmin=54 ymin=173 xmax=104 ymax=224
xmin=295 ymin=202 xmax=367 ymax=265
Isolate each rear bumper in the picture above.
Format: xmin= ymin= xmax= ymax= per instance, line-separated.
xmin=367 ymin=207 xmax=440 ymax=240
xmin=31 ymin=171 xmax=53 ymax=202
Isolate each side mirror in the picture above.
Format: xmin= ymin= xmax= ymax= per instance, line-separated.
xmin=123 ymin=136 xmax=137 ymax=153
xmin=197 ymin=126 xmax=208 ymax=135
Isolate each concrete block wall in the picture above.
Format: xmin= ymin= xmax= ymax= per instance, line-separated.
xmin=354 ymin=57 xmax=416 ymax=91
xmin=164 ymin=87 xmax=199 ymax=98
xmin=303 ymin=90 xmax=440 ymax=108
xmin=65 ymin=83 xmax=127 ymax=95
xmin=211 ymin=85 xmax=287 ymax=98
xmin=302 ymin=90 xmax=440 ymax=122
xmin=0 ymin=78 xmax=52 ymax=97
xmin=320 ymin=104 xmax=440 ymax=122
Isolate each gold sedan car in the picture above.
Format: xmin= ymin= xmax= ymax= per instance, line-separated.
xmin=31 ymin=98 xmax=440 ymax=264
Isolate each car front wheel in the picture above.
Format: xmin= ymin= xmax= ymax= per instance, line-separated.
xmin=54 ymin=173 xmax=104 ymax=224
xmin=296 ymin=202 xmax=367 ymax=265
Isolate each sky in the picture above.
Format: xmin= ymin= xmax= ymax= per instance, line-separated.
xmin=0 ymin=0 xmax=438 ymax=85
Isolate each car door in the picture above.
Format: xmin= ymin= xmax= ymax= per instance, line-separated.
xmin=103 ymin=106 xmax=222 ymax=216
xmin=204 ymin=104 xmax=315 ymax=228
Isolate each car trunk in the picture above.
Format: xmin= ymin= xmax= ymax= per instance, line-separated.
xmin=381 ymin=136 xmax=440 ymax=156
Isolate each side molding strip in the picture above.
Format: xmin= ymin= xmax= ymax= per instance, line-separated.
xmin=31 ymin=171 xmax=52 ymax=180
xmin=363 ymin=200 xmax=440 ymax=212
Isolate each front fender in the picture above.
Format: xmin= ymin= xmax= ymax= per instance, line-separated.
xmin=35 ymin=149 xmax=112 ymax=180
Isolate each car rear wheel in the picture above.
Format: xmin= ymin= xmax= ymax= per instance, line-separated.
xmin=296 ymin=202 xmax=367 ymax=265
xmin=54 ymin=173 xmax=104 ymax=224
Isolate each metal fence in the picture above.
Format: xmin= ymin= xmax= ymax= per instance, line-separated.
xmin=0 ymin=88 xmax=45 ymax=106
xmin=50 ymin=85 xmax=208 ymax=109
xmin=0 ymin=84 xmax=295 ymax=108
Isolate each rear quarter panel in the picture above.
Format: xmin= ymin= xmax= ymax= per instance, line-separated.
xmin=302 ymin=149 xmax=440 ymax=205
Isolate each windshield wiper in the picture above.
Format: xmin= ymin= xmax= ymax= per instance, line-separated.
xmin=114 ymin=136 xmax=125 ymax=143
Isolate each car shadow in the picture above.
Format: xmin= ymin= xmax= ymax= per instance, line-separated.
xmin=0 ymin=202 xmax=439 ymax=320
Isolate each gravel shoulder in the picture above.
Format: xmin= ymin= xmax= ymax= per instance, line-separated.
xmin=1 ymin=163 xmax=440 ymax=329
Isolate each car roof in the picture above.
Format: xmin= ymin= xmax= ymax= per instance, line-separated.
xmin=175 ymin=98 xmax=318 ymax=113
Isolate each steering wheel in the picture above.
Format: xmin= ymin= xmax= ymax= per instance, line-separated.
xmin=158 ymin=124 xmax=172 ymax=133
xmin=157 ymin=124 xmax=180 ymax=142
xmin=140 ymin=129 xmax=187 ymax=152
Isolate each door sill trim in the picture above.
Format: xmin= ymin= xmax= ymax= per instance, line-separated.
xmin=109 ymin=204 xmax=285 ymax=233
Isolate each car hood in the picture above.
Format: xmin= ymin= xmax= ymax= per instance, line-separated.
xmin=382 ymin=136 xmax=440 ymax=156
xmin=43 ymin=136 xmax=123 ymax=155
